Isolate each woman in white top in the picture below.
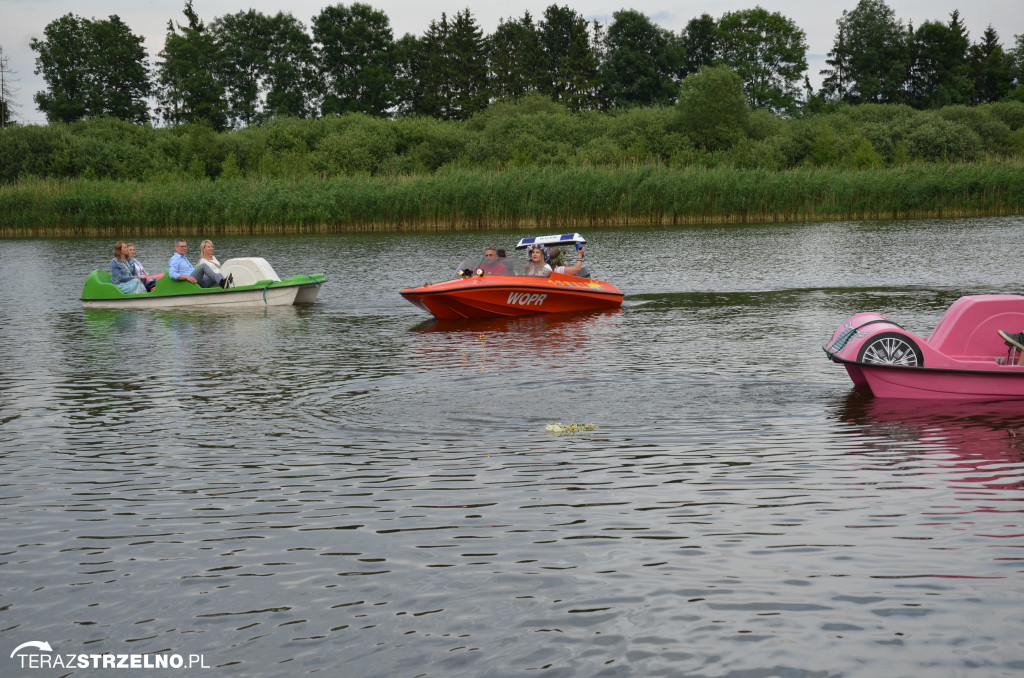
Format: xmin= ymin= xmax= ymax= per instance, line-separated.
xmin=196 ymin=239 xmax=233 ymax=288
xmin=547 ymin=247 xmax=585 ymax=276
xmin=197 ymin=239 xmax=221 ymax=273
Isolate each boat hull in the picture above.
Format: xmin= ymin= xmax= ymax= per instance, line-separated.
xmin=400 ymin=273 xmax=623 ymax=319
xmin=82 ymin=271 xmax=324 ymax=309
xmin=824 ymin=294 xmax=1024 ymax=400
xmin=83 ymin=285 xmax=301 ymax=309
xmin=292 ymin=282 xmax=322 ymax=305
xmin=830 ymin=357 xmax=1024 ymax=400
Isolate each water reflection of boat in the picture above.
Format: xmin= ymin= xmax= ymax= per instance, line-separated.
xmin=410 ymin=308 xmax=620 ymax=334
xmin=82 ymin=257 xmax=325 ymax=309
xmin=407 ymin=309 xmax=621 ymax=372
xmin=824 ymin=294 xmax=1024 ymax=399
xmin=400 ymin=234 xmax=623 ymax=319
xmin=835 ymin=392 xmax=1024 ymax=477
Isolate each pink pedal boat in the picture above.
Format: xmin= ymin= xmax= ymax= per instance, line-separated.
xmin=824 ymin=294 xmax=1024 ymax=400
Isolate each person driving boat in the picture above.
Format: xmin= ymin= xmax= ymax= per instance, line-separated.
xmin=477 ymin=247 xmax=510 ymax=275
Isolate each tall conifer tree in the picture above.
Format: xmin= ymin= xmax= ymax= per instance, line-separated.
xmin=0 ymin=46 xmax=21 ymax=127
xmin=409 ymin=9 xmax=488 ymax=120
xmin=156 ymin=1 xmax=228 ymax=129
xmin=968 ymin=26 xmax=1013 ymax=104
xmin=489 ymin=13 xmax=545 ymax=100
xmin=538 ymin=5 xmax=599 ymax=111
xmin=907 ymin=11 xmax=971 ymax=108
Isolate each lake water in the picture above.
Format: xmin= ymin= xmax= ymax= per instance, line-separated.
xmin=2 ymin=218 xmax=1023 ymax=677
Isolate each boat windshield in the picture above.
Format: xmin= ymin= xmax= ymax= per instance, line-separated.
xmin=455 ymin=249 xmax=591 ymax=279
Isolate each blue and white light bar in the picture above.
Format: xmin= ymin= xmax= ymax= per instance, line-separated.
xmin=515 ymin=233 xmax=586 ymax=250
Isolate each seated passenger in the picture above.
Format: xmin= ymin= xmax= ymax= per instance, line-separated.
xmin=126 ymin=243 xmax=157 ymax=291
xmin=110 ymin=241 xmax=148 ymax=294
xmin=198 ymin=239 xmax=223 ymax=274
xmin=496 ymin=248 xmax=515 ymax=275
xmin=168 ymin=238 xmax=231 ymax=289
xmin=548 ymin=246 xmax=585 ymax=276
xmin=523 ymin=244 xmax=552 ymax=277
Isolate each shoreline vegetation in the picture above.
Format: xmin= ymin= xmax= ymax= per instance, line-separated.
xmin=8 ymin=0 xmax=1024 ymax=238
xmin=4 ymin=88 xmax=1024 ymax=237
xmin=2 ymin=162 xmax=1022 ymax=237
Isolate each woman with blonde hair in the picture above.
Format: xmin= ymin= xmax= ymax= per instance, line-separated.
xmin=197 ymin=239 xmax=221 ymax=273
xmin=196 ymin=239 xmax=232 ymax=288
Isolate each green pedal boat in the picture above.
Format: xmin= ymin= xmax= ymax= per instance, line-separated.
xmin=82 ymin=257 xmax=325 ymax=309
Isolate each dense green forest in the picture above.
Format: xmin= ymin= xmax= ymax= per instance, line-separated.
xmin=1 ymin=1 xmax=1022 ymax=234
xmin=2 ymin=91 xmax=1024 ymax=183
xmin=6 ymin=0 xmax=1024 ymax=130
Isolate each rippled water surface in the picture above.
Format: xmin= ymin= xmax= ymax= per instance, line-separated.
xmin=3 ymin=218 xmax=1024 ymax=677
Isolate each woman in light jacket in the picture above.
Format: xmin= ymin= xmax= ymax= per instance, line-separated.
xmin=110 ymin=241 xmax=147 ymax=294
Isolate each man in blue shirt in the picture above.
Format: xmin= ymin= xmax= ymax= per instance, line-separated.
xmin=168 ymin=238 xmax=229 ymax=288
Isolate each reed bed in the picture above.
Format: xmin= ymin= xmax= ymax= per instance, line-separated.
xmin=1 ymin=162 xmax=1022 ymax=237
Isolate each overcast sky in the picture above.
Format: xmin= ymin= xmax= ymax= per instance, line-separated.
xmin=3 ymin=0 xmax=1022 ymax=124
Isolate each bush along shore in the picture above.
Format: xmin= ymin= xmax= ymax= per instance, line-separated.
xmin=1 ymin=162 xmax=1022 ymax=237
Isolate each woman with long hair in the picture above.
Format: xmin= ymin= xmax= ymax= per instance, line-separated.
xmin=110 ymin=241 xmax=147 ymax=294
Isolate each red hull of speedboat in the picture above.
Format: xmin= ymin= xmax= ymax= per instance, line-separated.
xmin=401 ymin=273 xmax=623 ymax=319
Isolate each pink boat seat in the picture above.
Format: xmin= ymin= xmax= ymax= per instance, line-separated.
xmin=927 ymin=294 xmax=1024 ymax=360
xmin=997 ymin=330 xmax=1024 ymax=366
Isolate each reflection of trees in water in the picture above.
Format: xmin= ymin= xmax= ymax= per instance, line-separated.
xmin=833 ymin=391 xmax=1024 ymax=493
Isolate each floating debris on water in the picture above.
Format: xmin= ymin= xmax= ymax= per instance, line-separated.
xmin=546 ymin=422 xmax=597 ymax=435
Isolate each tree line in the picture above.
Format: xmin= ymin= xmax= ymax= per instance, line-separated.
xmin=11 ymin=0 xmax=1024 ymax=132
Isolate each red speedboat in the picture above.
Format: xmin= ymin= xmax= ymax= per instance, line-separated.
xmin=400 ymin=233 xmax=624 ymax=319
xmin=824 ymin=294 xmax=1024 ymax=400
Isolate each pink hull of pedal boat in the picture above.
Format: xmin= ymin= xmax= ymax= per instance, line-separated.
xmin=824 ymin=294 xmax=1024 ymax=400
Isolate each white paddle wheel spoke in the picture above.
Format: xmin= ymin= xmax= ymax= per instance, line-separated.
xmin=863 ymin=336 xmax=919 ymax=366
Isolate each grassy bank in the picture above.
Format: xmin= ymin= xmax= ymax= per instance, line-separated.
xmin=2 ymin=162 xmax=1022 ymax=237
